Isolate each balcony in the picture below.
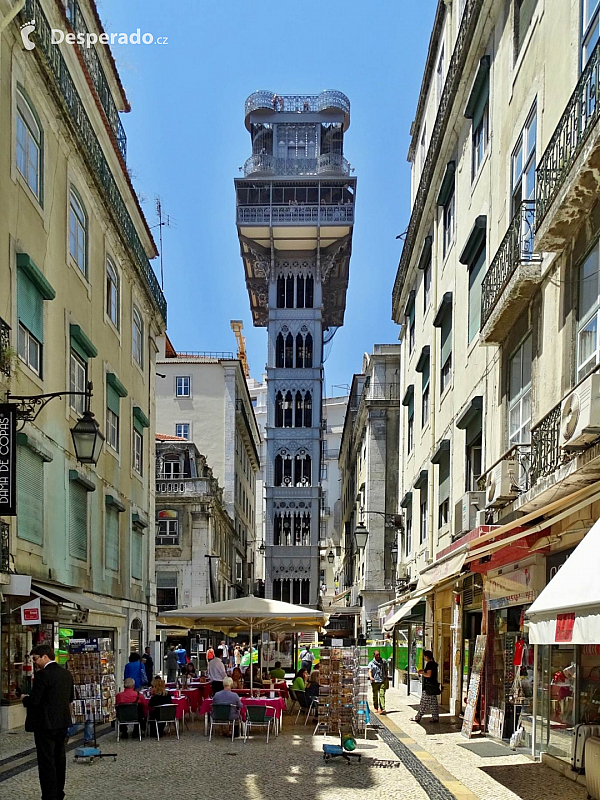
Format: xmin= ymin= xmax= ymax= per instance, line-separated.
xmin=244 ymin=90 xmax=350 ymax=130
xmin=0 ymin=318 xmax=11 ymax=377
xmin=536 ymin=38 xmax=600 ymax=251
xmin=156 ymin=477 xmax=207 ymax=495
xmin=1 ymin=520 xmax=9 ymax=573
xmin=243 ymin=154 xmax=350 ymax=177
xmin=480 ymin=202 xmax=542 ymax=344
xmin=237 ymin=203 xmax=354 ymax=226
xmin=21 ymin=0 xmax=166 ymax=323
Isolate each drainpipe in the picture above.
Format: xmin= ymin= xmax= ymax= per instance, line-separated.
xmin=531 ymin=644 xmax=539 ymax=759
xmin=428 ymin=250 xmax=438 ymax=565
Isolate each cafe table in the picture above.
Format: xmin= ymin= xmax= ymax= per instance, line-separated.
xmin=199 ymin=697 xmax=282 ymax=736
xmin=140 ymin=692 xmax=190 ymax=728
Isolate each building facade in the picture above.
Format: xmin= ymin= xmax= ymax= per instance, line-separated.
xmin=338 ymin=347 xmax=401 ymax=636
xmin=387 ymin=0 xmax=600 ymax=763
xmin=0 ymin=0 xmax=166 ymax=728
xmin=236 ymin=90 xmax=356 ymax=606
xmin=247 ymin=376 xmax=268 ymax=588
xmin=155 ymin=339 xmax=260 ymax=596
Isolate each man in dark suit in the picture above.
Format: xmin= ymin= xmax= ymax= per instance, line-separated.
xmin=22 ymin=643 xmax=74 ymax=800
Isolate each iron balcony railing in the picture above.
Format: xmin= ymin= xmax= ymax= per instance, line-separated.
xmin=245 ymin=90 xmax=350 ymax=118
xmin=1 ymin=520 xmax=9 ymax=573
xmin=530 ymin=403 xmax=562 ymax=486
xmin=64 ymin=0 xmax=127 ymax=160
xmin=172 ymin=350 xmax=235 ymax=359
xmin=536 ymin=37 xmax=600 ymax=228
xmin=22 ymin=0 xmax=166 ymax=323
xmin=237 ymin=204 xmax=354 ymax=226
xmin=156 ymin=478 xmax=206 ymax=495
xmin=0 ymin=318 xmax=11 ymax=377
xmin=480 ymin=201 xmax=541 ymax=328
xmin=243 ymin=153 xmax=350 ymax=177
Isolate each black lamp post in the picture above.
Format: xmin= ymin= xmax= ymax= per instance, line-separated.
xmin=354 ymin=522 xmax=369 ymax=550
xmin=258 ymin=541 xmax=266 ymax=555
xmin=327 ymin=550 xmax=335 ymax=564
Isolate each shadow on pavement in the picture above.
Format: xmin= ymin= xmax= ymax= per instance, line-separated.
xmin=480 ymin=763 xmax=589 ymax=800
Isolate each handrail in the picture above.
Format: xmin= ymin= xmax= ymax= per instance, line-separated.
xmin=243 ymin=154 xmax=350 ymax=177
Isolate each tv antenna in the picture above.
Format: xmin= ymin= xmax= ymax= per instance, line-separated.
xmin=151 ymin=197 xmax=176 ymax=289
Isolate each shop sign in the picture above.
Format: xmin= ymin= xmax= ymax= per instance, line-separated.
xmin=0 ymin=404 xmax=17 ymax=516
xmin=20 ymin=597 xmax=41 ymax=625
xmin=555 ymin=613 xmax=575 ymax=643
xmin=485 ymin=565 xmax=543 ymax=610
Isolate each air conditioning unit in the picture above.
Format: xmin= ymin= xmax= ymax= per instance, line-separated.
xmin=486 ymin=460 xmax=518 ymax=508
xmin=396 ymin=566 xmax=409 ymax=582
xmin=561 ymin=373 xmax=600 ymax=450
xmin=454 ymin=492 xmax=486 ymax=536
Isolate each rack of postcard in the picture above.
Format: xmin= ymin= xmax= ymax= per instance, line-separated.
xmin=68 ymin=638 xmax=116 ymax=724
xmin=316 ymin=646 xmax=370 ymax=737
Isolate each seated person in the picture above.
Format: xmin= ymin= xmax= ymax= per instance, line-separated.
xmin=292 ymin=668 xmax=308 ymax=693
xmin=269 ymin=661 xmax=285 ymax=680
xmin=244 ymin=665 xmax=261 ymax=688
xmin=115 ymin=677 xmax=145 ymax=738
xmin=231 ymin=667 xmax=244 ymax=690
xmin=148 ymin=677 xmax=174 ymax=735
xmin=184 ymin=662 xmax=197 ymax=678
xmin=212 ymin=677 xmax=244 ymax=720
xmin=306 ymin=670 xmax=320 ymax=699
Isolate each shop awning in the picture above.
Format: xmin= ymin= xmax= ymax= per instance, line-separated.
xmin=416 ymin=546 xmax=467 ymax=592
xmin=383 ymin=590 xmax=428 ymax=632
xmin=527 ymin=517 xmax=600 ymax=644
xmin=31 ymin=581 xmax=125 ymax=618
xmin=330 ymin=588 xmax=351 ymax=604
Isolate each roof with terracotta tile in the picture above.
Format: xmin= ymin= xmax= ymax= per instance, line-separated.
xmin=156 ymin=433 xmax=187 ymax=441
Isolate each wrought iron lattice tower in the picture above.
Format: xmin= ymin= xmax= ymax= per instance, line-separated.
xmin=235 ymin=90 xmax=356 ymax=606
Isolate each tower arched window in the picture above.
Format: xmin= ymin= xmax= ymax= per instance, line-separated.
xmin=275 ymin=391 xmax=284 ymax=427
xmin=285 ymin=334 xmax=294 ymax=368
xmin=295 ymin=391 xmax=303 ymax=428
xmin=305 ymin=275 xmax=314 ymax=308
xmin=277 ymin=276 xmax=286 ymax=308
xmin=296 ymin=334 xmax=305 ymax=368
xmin=294 ymin=454 xmax=311 ymax=486
xmin=284 ymin=391 xmax=293 ymax=428
xmin=296 ymin=275 xmax=305 ymax=308
xmin=275 ymin=453 xmax=293 ymax=486
xmin=305 ymin=333 xmax=313 ymax=367
xmin=276 ymin=333 xmax=284 ymax=368
xmin=285 ymin=274 xmax=294 ymax=308
xmin=304 ymin=391 xmax=312 ymax=427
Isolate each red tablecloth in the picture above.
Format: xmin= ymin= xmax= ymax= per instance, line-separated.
xmin=181 ymin=688 xmax=200 ymax=712
xmin=233 ymin=688 xmax=285 ymax=698
xmin=139 ymin=694 xmax=189 ymax=721
xmin=242 ymin=696 xmax=286 ymax=720
xmin=199 ymin=698 xmax=247 ymax=721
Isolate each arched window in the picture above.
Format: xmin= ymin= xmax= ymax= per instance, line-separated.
xmin=284 ymin=391 xmax=293 ymax=428
xmin=277 ymin=276 xmax=286 ymax=308
xmin=129 ymin=618 xmax=143 ymax=654
xmin=16 ymin=88 xmax=42 ymax=201
xmin=132 ymin=306 xmax=144 ymax=367
xmin=69 ymin=188 xmax=87 ymax=276
xmin=285 ymin=334 xmax=294 ymax=368
xmin=285 ymin=274 xmax=294 ymax=308
xmin=304 ymin=391 xmax=312 ymax=427
xmin=274 ymin=454 xmax=293 ymax=486
xmin=294 ymin=454 xmax=311 ymax=486
xmin=296 ymin=274 xmax=305 ymax=308
xmin=106 ymin=258 xmax=120 ymax=329
xmin=296 ymin=334 xmax=305 ymax=368
xmin=305 ymin=275 xmax=314 ymax=308
xmin=295 ymin=391 xmax=303 ymax=428
xmin=276 ymin=333 xmax=284 ymax=368
xmin=273 ymin=579 xmax=282 ymax=600
xmin=275 ymin=391 xmax=284 ymax=427
xmin=305 ymin=333 xmax=313 ymax=367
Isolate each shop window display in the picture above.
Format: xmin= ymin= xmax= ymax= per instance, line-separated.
xmin=1 ymin=607 xmax=54 ymax=704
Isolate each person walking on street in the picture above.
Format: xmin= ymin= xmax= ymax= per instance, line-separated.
xmin=142 ymin=646 xmax=154 ymax=684
xmin=410 ymin=650 xmax=440 ymax=723
xmin=207 ymin=651 xmax=227 ymax=695
xmin=218 ymin=640 xmax=228 ymax=663
xmin=368 ymin=650 xmax=389 ymax=714
xmin=174 ymin=643 xmax=187 ymax=674
xmin=206 ymin=645 xmax=215 ymax=661
xmin=164 ymin=645 xmax=179 ymax=683
xmin=300 ymin=644 xmax=315 ymax=673
xmin=124 ymin=652 xmax=147 ymax=689
xmin=22 ymin=643 xmax=74 ymax=800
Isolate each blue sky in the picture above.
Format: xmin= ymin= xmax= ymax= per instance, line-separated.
xmin=99 ymin=0 xmax=436 ymax=393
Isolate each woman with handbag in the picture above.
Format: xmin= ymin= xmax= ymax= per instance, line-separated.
xmin=410 ymin=650 xmax=440 ymax=723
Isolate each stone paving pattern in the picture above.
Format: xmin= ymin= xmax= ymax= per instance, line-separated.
xmin=0 ymin=688 xmax=590 ymax=800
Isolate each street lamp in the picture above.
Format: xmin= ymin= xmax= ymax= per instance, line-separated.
xmin=327 ymin=550 xmax=335 ymax=564
xmin=258 ymin=541 xmax=266 ymax=555
xmin=354 ymin=522 xmax=369 ymax=550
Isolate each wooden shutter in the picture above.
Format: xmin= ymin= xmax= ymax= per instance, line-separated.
xmin=468 ymin=247 xmax=486 ymax=342
xmin=441 ymin=314 xmax=452 ymax=366
xmin=17 ymin=446 xmax=43 ymax=545
xmin=107 ymin=384 xmax=120 ymax=416
xmin=69 ymin=480 xmax=88 ymax=560
xmin=131 ymin=528 xmax=142 ymax=579
xmin=105 ymin=506 xmax=120 ymax=571
xmin=17 ymin=269 xmax=44 ymax=342
xmin=438 ymin=451 xmax=451 ymax=503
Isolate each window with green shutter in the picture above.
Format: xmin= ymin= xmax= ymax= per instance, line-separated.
xmin=131 ymin=527 xmax=142 ymax=579
xmin=468 ymin=247 xmax=486 ymax=342
xmin=438 ymin=451 xmax=451 ymax=528
xmin=17 ymin=446 xmax=44 ymax=545
xmin=105 ymin=505 xmax=120 ymax=571
xmin=69 ymin=480 xmax=88 ymax=560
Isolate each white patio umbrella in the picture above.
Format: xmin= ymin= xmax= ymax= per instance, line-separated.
xmin=158 ymin=595 xmax=328 ymax=689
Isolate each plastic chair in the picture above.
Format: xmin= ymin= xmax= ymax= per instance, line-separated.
xmin=294 ymin=690 xmax=313 ymax=724
xmin=148 ymin=704 xmax=179 ymax=741
xmin=288 ymin=686 xmax=299 ymax=714
xmin=209 ymin=704 xmax=241 ymax=742
xmin=244 ymin=704 xmax=272 ymax=743
xmin=304 ymin=696 xmax=318 ymax=725
xmin=115 ymin=703 xmax=142 ymax=741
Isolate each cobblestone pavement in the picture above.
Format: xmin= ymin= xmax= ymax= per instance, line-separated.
xmin=0 ymin=691 xmax=590 ymax=800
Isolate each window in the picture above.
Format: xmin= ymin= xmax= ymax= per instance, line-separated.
xmin=437 ymin=451 xmax=451 ymax=529
xmin=418 ymin=351 xmax=430 ymax=428
xmin=161 ymin=456 xmax=181 ymax=479
xmin=70 ymin=351 xmax=86 ymax=414
xmin=508 ymin=333 xmax=532 ymax=447
xmin=436 ymin=45 xmax=445 ymax=104
xmin=69 ymin=189 xmax=87 ymax=276
xmin=106 ymin=385 xmax=121 ymax=453
xmin=515 ymin=0 xmax=538 ymax=58
xmin=420 ymin=491 xmax=428 ymax=544
xmin=132 ymin=306 xmax=144 ymax=367
xmin=175 ymin=423 xmax=190 ymax=440
xmin=106 ymin=258 xmax=120 ymax=329
xmin=511 ymin=105 xmax=537 ymax=219
xmin=420 ymin=125 xmax=427 ymax=174
xmin=436 ymin=299 xmax=453 ymax=395
xmin=17 ymin=445 xmax=44 ymax=545
xmin=472 ymin=103 xmax=489 ymax=178
xmin=133 ymin=429 xmax=143 ymax=474
xmin=466 ymin=434 xmax=483 ymax=492
xmin=423 ymin=258 xmax=432 ymax=311
xmin=405 ymin=506 xmax=412 ymax=557
xmin=583 ymin=0 xmax=600 ymax=64
xmin=468 ymin=245 xmax=486 ymax=342
xmin=17 ymin=260 xmax=52 ymax=376
xmin=405 ymin=291 xmax=416 ymax=354
xmin=443 ymin=187 xmax=455 ymax=258
xmin=156 ymin=572 xmax=178 ymax=611
xmin=156 ymin=510 xmax=179 ymax=545
xmin=18 ymin=323 xmax=41 ymax=376
xmin=105 ymin=505 xmax=120 ymax=571
xmin=16 ymin=88 xmax=42 ymax=201
xmin=578 ymin=242 xmax=600 ymax=380
xmin=407 ymin=394 xmax=415 ymax=454
xmin=131 ymin=527 xmax=143 ymax=579
xmin=69 ymin=480 xmax=88 ymax=561
xmin=176 ymin=376 xmax=190 ymax=397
